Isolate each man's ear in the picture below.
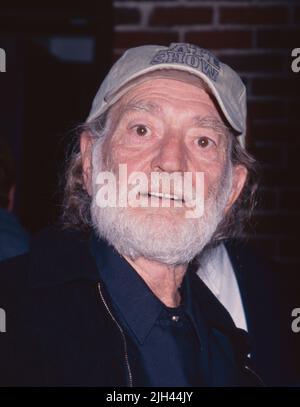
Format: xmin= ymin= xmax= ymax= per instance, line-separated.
xmin=225 ymin=165 xmax=248 ymax=213
xmin=80 ymin=131 xmax=93 ymax=196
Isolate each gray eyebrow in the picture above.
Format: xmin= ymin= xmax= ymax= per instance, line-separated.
xmin=122 ymin=100 xmax=162 ymax=115
xmin=192 ymin=116 xmax=229 ymax=135
xmin=121 ymin=103 xmax=229 ymax=137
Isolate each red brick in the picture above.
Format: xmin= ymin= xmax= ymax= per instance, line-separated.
xmin=113 ymin=31 xmax=178 ymax=49
xmin=253 ymin=214 xmax=299 ymax=236
xmin=185 ymin=30 xmax=252 ymax=49
xmin=248 ymin=100 xmax=286 ymax=120
xmin=246 ymin=237 xmax=278 ymax=259
xmin=219 ymin=53 xmax=284 ymax=73
xmin=286 ymin=143 xmax=300 ymax=169
xmin=220 ymin=6 xmax=288 ymax=25
xmin=251 ymin=145 xmax=284 ymax=167
xmin=295 ymin=6 xmax=300 ymax=24
xmin=252 ymin=77 xmax=300 ymax=97
xmin=257 ymin=29 xmax=300 ymax=49
xmin=261 ymin=168 xmax=299 ymax=187
xmin=287 ymin=100 xmax=300 ymax=120
xmin=256 ymin=188 xmax=278 ymax=211
xmin=112 ymin=49 xmax=124 ymax=63
xmin=114 ymin=7 xmax=140 ymax=25
xmin=150 ymin=7 xmax=213 ymax=26
xmin=252 ymin=122 xmax=300 ymax=142
xmin=279 ymin=238 xmax=300 ymax=258
xmin=279 ymin=188 xmax=300 ymax=212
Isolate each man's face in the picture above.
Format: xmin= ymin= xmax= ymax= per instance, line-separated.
xmin=102 ymin=77 xmax=230 ymax=217
xmin=82 ymin=75 xmax=247 ymax=264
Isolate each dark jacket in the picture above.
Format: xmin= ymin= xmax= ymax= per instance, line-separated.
xmin=226 ymin=241 xmax=300 ymax=386
xmin=0 ymin=227 xmax=262 ymax=386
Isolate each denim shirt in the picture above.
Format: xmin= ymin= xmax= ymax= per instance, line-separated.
xmin=90 ymin=234 xmax=210 ymax=386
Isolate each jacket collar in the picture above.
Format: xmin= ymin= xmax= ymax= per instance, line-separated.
xmin=28 ymin=227 xmax=251 ymax=357
xmin=90 ymin=234 xmax=200 ymax=345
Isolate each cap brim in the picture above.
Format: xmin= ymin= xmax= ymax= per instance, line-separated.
xmin=87 ymin=64 xmax=245 ymax=146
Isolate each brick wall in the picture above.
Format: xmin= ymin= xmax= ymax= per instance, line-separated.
xmin=112 ymin=0 xmax=300 ymax=265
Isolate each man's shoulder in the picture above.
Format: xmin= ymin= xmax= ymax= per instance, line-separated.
xmin=0 ymin=226 xmax=98 ymax=298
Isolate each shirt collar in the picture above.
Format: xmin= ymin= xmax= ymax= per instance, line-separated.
xmin=90 ymin=234 xmax=194 ymax=344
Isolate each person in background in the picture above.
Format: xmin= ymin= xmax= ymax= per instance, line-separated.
xmin=0 ymin=138 xmax=29 ymax=262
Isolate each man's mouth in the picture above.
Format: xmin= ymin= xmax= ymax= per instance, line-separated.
xmin=145 ymin=191 xmax=184 ymax=202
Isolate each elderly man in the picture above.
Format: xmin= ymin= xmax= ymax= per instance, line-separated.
xmin=0 ymin=43 xmax=263 ymax=386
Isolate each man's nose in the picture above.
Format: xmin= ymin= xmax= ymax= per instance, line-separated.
xmin=151 ymin=134 xmax=187 ymax=173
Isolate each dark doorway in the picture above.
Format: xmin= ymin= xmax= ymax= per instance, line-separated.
xmin=0 ymin=0 xmax=113 ymax=233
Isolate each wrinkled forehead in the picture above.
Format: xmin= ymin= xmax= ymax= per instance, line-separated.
xmin=111 ymin=69 xmax=211 ymax=107
xmin=109 ymin=69 xmax=227 ymax=128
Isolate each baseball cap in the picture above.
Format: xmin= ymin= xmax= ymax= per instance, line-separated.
xmin=87 ymin=43 xmax=247 ymax=148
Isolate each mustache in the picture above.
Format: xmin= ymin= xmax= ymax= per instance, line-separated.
xmin=92 ymin=162 xmax=207 ymax=207
xmin=124 ymin=170 xmax=198 ymax=203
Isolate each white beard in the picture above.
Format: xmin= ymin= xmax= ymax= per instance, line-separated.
xmin=90 ymin=140 xmax=232 ymax=265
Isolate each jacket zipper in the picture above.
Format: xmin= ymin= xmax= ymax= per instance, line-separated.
xmin=244 ymin=364 xmax=265 ymax=386
xmin=97 ymin=282 xmax=133 ymax=387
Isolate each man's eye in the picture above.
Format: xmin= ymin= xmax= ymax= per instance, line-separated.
xmin=133 ymin=125 xmax=150 ymax=137
xmin=197 ymin=136 xmax=214 ymax=148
